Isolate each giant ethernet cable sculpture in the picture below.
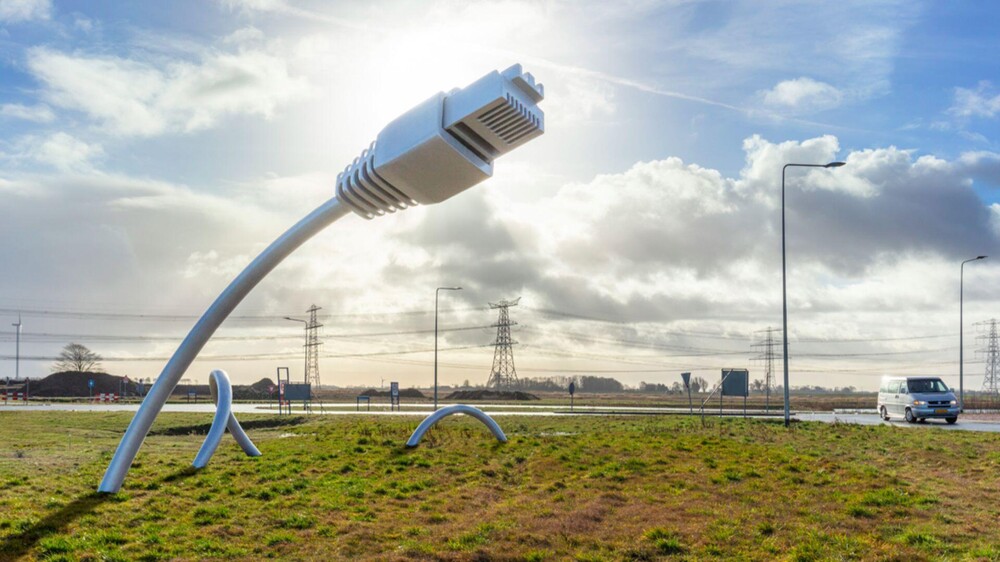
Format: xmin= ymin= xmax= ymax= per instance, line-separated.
xmin=99 ymin=65 xmax=545 ymax=493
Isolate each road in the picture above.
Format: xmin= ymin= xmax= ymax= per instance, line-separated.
xmin=9 ymin=402 xmax=1000 ymax=432
xmin=800 ymin=411 xmax=1000 ymax=432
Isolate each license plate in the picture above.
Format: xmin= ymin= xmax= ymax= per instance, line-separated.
xmin=935 ymin=409 xmax=948 ymax=414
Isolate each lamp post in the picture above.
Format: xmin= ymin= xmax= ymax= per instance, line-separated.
xmin=435 ymin=286 xmax=462 ymax=410
xmin=99 ymin=64 xmax=545 ymax=494
xmin=12 ymin=314 xmax=20 ymax=381
xmin=781 ymin=161 xmax=845 ymax=427
xmin=960 ymin=255 xmax=987 ymax=411
xmin=283 ymin=316 xmax=308 ymax=383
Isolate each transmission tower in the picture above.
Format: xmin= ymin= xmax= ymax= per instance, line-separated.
xmin=751 ymin=327 xmax=780 ymax=411
xmin=305 ymin=305 xmax=323 ymax=392
xmin=979 ymin=319 xmax=1000 ymax=402
xmin=486 ymin=297 xmax=520 ymax=389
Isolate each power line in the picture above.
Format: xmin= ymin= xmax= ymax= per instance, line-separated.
xmin=0 ymin=305 xmax=487 ymax=322
xmin=0 ymin=344 xmax=493 ymax=363
xmin=0 ymin=324 xmax=492 ymax=343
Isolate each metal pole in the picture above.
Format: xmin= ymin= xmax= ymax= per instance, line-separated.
xmin=99 ymin=197 xmax=350 ymax=493
xmin=960 ymin=256 xmax=987 ymax=412
xmin=782 ymin=165 xmax=790 ymax=427
xmin=283 ymin=316 xmax=308 ymax=385
xmin=12 ymin=314 xmax=21 ymax=381
xmin=780 ymin=161 xmax=845 ymax=427
xmin=435 ymin=288 xmax=439 ymax=411
xmin=434 ymin=286 xmax=461 ymax=411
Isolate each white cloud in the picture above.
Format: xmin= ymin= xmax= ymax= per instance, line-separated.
xmin=26 ymin=45 xmax=309 ymax=137
xmin=219 ymin=0 xmax=285 ymax=13
xmin=950 ymin=81 xmax=1000 ymax=119
xmin=760 ymin=77 xmax=845 ymax=113
xmin=0 ymin=102 xmax=55 ymax=122
xmin=1 ymin=132 xmax=103 ymax=170
xmin=30 ymin=132 xmax=103 ymax=170
xmin=222 ymin=26 xmax=264 ymax=45
xmin=387 ymin=135 xmax=999 ymax=336
xmin=3 ymin=135 xmax=998 ymax=388
xmin=958 ymin=151 xmax=1000 ymax=186
xmin=0 ymin=0 xmax=50 ymax=23
xmin=545 ymin=75 xmax=616 ymax=124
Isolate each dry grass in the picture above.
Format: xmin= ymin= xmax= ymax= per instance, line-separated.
xmin=1 ymin=411 xmax=1000 ymax=560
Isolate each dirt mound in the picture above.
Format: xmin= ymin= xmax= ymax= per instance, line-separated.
xmin=31 ymin=371 xmax=135 ymax=397
xmin=445 ymin=389 xmax=540 ymax=401
xmin=359 ymin=388 xmax=426 ymax=398
xmin=30 ymin=372 xmax=276 ymax=399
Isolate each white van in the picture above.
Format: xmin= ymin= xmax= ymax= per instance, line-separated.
xmin=877 ymin=376 xmax=959 ymax=424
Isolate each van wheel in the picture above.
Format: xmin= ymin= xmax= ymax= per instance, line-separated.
xmin=879 ymin=406 xmax=889 ymax=421
xmin=946 ymin=417 xmax=958 ymax=424
xmin=904 ymin=408 xmax=916 ymax=423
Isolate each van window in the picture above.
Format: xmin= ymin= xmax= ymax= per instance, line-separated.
xmin=880 ymin=381 xmax=889 ymax=393
xmin=908 ymin=379 xmax=949 ymax=393
xmin=888 ymin=381 xmax=900 ymax=394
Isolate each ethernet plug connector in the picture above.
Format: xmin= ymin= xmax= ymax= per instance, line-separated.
xmin=336 ymin=64 xmax=545 ymax=219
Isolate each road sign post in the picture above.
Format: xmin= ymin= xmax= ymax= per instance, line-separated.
xmin=568 ymin=381 xmax=576 ymax=412
xmin=681 ymin=372 xmax=692 ymax=414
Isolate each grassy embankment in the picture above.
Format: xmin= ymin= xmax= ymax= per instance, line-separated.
xmin=2 ymin=411 xmax=1000 ymax=561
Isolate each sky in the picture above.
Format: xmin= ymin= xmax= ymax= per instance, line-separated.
xmin=2 ymin=0 xmax=1000 ymax=392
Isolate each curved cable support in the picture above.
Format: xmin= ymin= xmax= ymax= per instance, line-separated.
xmin=192 ymin=369 xmax=261 ymax=469
xmin=406 ymin=404 xmax=507 ymax=447
xmin=99 ymin=197 xmax=350 ymax=493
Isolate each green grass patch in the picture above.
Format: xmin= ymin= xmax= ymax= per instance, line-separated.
xmin=0 ymin=411 xmax=999 ymax=560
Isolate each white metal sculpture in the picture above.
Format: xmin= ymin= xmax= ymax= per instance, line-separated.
xmin=192 ymin=370 xmax=261 ymax=468
xmin=98 ymin=64 xmax=545 ymax=493
xmin=406 ymin=404 xmax=507 ymax=447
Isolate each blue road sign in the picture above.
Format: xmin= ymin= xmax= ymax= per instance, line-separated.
xmin=88 ymin=378 xmax=95 ymax=389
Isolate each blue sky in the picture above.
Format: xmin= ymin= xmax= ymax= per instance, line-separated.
xmin=2 ymin=0 xmax=1000 ymax=391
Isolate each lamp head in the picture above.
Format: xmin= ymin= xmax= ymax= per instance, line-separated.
xmin=825 ymin=161 xmax=846 ymax=168
xmin=336 ymin=64 xmax=545 ymax=219
xmin=978 ymin=256 xmax=988 ymax=260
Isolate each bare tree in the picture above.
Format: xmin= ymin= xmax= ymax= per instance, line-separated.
xmin=53 ymin=343 xmax=102 ymax=373
xmin=691 ymin=376 xmax=710 ymax=393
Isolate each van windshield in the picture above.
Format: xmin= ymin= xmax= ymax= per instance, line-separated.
xmin=908 ymin=379 xmax=949 ymax=393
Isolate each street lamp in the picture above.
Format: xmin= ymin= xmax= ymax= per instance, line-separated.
xmin=435 ymin=287 xmax=462 ymax=410
xmin=283 ymin=316 xmax=308 ymax=384
xmin=960 ymin=255 xmax=987 ymax=411
xmin=781 ymin=161 xmax=845 ymax=427
xmin=100 ymin=63 xmax=545 ymax=493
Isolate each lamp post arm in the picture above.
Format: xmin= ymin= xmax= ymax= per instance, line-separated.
xmin=434 ymin=289 xmax=440 ymax=411
xmin=99 ymin=197 xmax=350 ymax=493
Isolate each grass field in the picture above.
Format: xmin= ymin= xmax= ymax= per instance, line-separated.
xmin=2 ymin=412 xmax=1000 ymax=561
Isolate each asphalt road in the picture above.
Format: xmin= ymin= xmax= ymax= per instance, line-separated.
xmin=9 ymin=402 xmax=1000 ymax=432
xmin=799 ymin=411 xmax=1000 ymax=433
